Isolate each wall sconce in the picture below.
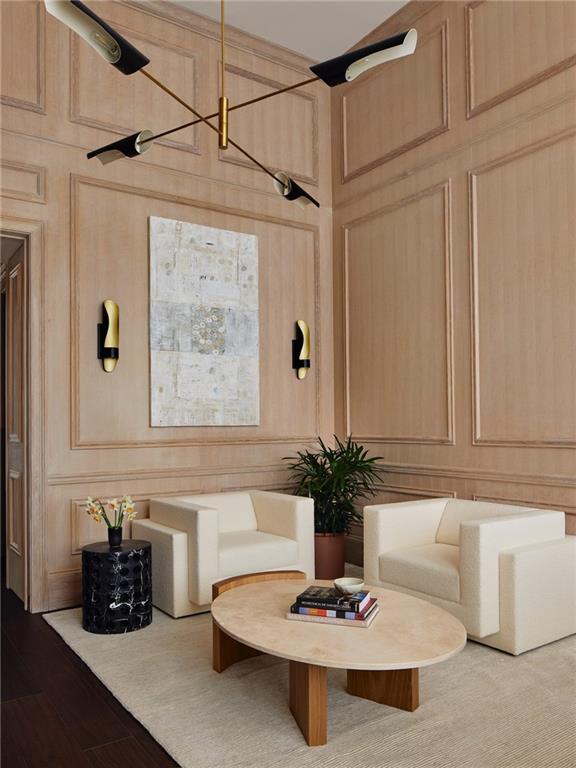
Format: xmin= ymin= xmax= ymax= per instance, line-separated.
xmin=97 ymin=300 xmax=119 ymax=372
xmin=292 ymin=320 xmax=311 ymax=379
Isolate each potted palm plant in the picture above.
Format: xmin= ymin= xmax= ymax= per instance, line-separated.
xmin=286 ymin=436 xmax=383 ymax=579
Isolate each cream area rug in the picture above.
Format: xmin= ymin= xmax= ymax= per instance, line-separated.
xmin=43 ymin=606 xmax=576 ymax=768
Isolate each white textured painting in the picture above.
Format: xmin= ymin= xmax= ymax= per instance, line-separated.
xmin=149 ymin=216 xmax=259 ymax=426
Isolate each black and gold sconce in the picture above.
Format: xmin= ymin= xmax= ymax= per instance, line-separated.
xmin=292 ymin=320 xmax=311 ymax=380
xmin=97 ymin=300 xmax=119 ymax=372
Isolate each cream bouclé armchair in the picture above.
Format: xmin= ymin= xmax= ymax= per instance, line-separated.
xmin=132 ymin=491 xmax=314 ymax=617
xmin=364 ymin=498 xmax=576 ymax=655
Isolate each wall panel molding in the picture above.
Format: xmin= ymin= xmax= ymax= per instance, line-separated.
xmin=0 ymin=0 xmax=46 ymax=115
xmin=69 ymin=25 xmax=200 ymax=155
xmin=0 ymin=160 xmax=47 ymax=204
xmin=218 ymin=64 xmax=319 ymax=186
xmin=377 ymin=461 xmax=576 ymax=489
xmin=7 ymin=470 xmax=24 ymax=556
xmin=341 ymin=22 xmax=449 ymax=183
xmin=343 ymin=181 xmax=454 ymax=444
xmin=469 ymin=128 xmax=576 ymax=447
xmin=372 ymin=482 xmax=456 ymax=500
xmin=47 ymin=462 xmax=287 ymax=486
xmin=473 ymin=494 xmax=576 ymax=534
xmin=465 ymin=0 xmax=576 ymax=119
xmin=333 ymin=90 xmax=576 ymax=211
xmin=70 ymin=174 xmax=322 ymax=449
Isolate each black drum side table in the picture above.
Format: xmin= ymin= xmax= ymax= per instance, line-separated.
xmin=82 ymin=539 xmax=152 ymax=634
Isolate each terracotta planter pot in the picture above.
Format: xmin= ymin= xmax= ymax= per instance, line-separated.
xmin=314 ymin=533 xmax=346 ymax=579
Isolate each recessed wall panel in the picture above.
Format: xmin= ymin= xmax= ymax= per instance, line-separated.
xmin=342 ymin=24 xmax=448 ymax=181
xmin=470 ymin=132 xmax=576 ymax=446
xmin=345 ymin=183 xmax=453 ymax=443
xmin=466 ymin=0 xmax=576 ymax=117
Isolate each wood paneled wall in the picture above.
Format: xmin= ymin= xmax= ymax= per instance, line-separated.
xmin=0 ymin=0 xmax=333 ymax=610
xmin=2 ymin=0 xmax=575 ymax=603
xmin=332 ymin=0 xmax=576 ymax=561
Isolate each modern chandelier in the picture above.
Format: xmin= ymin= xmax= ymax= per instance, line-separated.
xmin=44 ymin=0 xmax=417 ymax=208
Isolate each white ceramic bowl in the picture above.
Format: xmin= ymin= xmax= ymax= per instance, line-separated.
xmin=334 ymin=577 xmax=365 ymax=595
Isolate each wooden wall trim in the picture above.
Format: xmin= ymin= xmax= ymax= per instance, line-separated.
xmin=218 ymin=63 xmax=319 ymax=186
xmin=0 ymin=0 xmax=46 ymax=115
xmin=0 ymin=126 xmax=317 ymax=204
xmin=469 ymin=126 xmax=576 ymax=448
xmin=373 ymin=482 xmax=456 ymax=499
xmin=69 ymin=24 xmax=201 ymax=156
xmin=465 ymin=0 xmax=576 ymax=119
xmin=473 ymin=493 xmax=575 ymax=515
xmin=69 ymin=174 xmax=322 ymax=449
xmin=0 ymin=215 xmax=47 ymax=611
xmin=47 ymin=462 xmax=288 ymax=486
xmin=350 ymin=1 xmax=442 ymax=52
xmin=343 ymin=181 xmax=454 ymax=444
xmin=377 ymin=461 xmax=576 ymax=489
xmin=0 ymin=160 xmax=47 ymax=204
xmin=341 ymin=22 xmax=450 ymax=183
xmin=333 ymin=89 xmax=576 ymax=212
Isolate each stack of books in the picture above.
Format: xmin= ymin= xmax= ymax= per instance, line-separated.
xmin=287 ymin=586 xmax=379 ymax=629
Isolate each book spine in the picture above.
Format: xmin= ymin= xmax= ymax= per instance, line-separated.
xmin=291 ymin=605 xmax=363 ymax=620
xmin=296 ymin=599 xmax=363 ymax=612
xmin=286 ymin=607 xmax=379 ymax=628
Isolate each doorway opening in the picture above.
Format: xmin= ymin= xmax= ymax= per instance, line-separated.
xmin=1 ymin=233 xmax=29 ymax=607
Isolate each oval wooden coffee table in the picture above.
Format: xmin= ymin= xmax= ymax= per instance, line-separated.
xmin=211 ymin=576 xmax=466 ymax=746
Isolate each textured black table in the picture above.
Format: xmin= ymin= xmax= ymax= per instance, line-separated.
xmin=81 ymin=539 xmax=152 ymax=634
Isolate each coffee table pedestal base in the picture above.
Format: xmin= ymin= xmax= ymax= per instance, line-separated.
xmin=213 ymin=623 xmax=261 ymax=673
xmin=289 ymin=661 xmax=327 ymax=746
xmin=347 ymin=668 xmax=420 ymax=711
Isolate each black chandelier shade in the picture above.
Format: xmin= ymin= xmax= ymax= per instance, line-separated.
xmin=273 ymin=172 xmax=320 ymax=208
xmin=310 ymin=28 xmax=417 ymax=87
xmin=44 ymin=1 xmax=149 ymax=75
xmin=87 ymin=130 xmax=154 ymax=164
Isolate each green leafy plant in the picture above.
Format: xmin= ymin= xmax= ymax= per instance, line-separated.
xmin=285 ymin=436 xmax=384 ymax=534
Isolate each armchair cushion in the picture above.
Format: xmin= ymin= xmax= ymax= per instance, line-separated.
xmin=219 ymin=530 xmax=299 ymax=578
xmin=163 ymin=492 xmax=257 ymax=533
xmin=379 ymin=543 xmax=460 ymax=602
xmin=436 ymin=499 xmax=535 ymax=546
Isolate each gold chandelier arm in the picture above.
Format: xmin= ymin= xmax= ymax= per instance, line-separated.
xmin=139 ymin=76 xmax=320 ymax=146
xmin=139 ymin=68 xmax=281 ymax=184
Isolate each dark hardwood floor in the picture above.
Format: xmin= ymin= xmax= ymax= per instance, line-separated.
xmin=1 ymin=587 xmax=179 ymax=768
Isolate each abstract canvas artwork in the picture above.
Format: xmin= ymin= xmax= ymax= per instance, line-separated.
xmin=149 ymin=216 xmax=259 ymax=426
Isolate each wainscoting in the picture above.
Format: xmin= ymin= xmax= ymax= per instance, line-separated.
xmin=0 ymin=0 xmax=334 ymax=610
xmin=334 ymin=0 xmax=576 ymax=563
xmin=1 ymin=0 xmax=574 ymax=600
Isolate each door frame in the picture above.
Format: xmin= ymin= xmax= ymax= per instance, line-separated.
xmin=1 ymin=217 xmax=45 ymax=611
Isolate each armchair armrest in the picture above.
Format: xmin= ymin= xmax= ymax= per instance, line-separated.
xmin=250 ymin=491 xmax=314 ymax=577
xmin=460 ymin=510 xmax=565 ymax=638
xmin=363 ymin=499 xmax=450 ymax=585
xmin=149 ymin=498 xmax=219 ymax=606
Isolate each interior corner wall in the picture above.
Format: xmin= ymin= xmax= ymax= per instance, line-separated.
xmin=0 ymin=0 xmax=333 ymax=610
xmin=331 ymin=0 xmax=576 ymax=564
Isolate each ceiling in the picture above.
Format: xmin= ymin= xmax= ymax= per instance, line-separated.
xmin=176 ymin=1 xmax=408 ymax=61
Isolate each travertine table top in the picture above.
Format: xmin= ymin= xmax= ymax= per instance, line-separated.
xmin=211 ymin=580 xmax=467 ymax=670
